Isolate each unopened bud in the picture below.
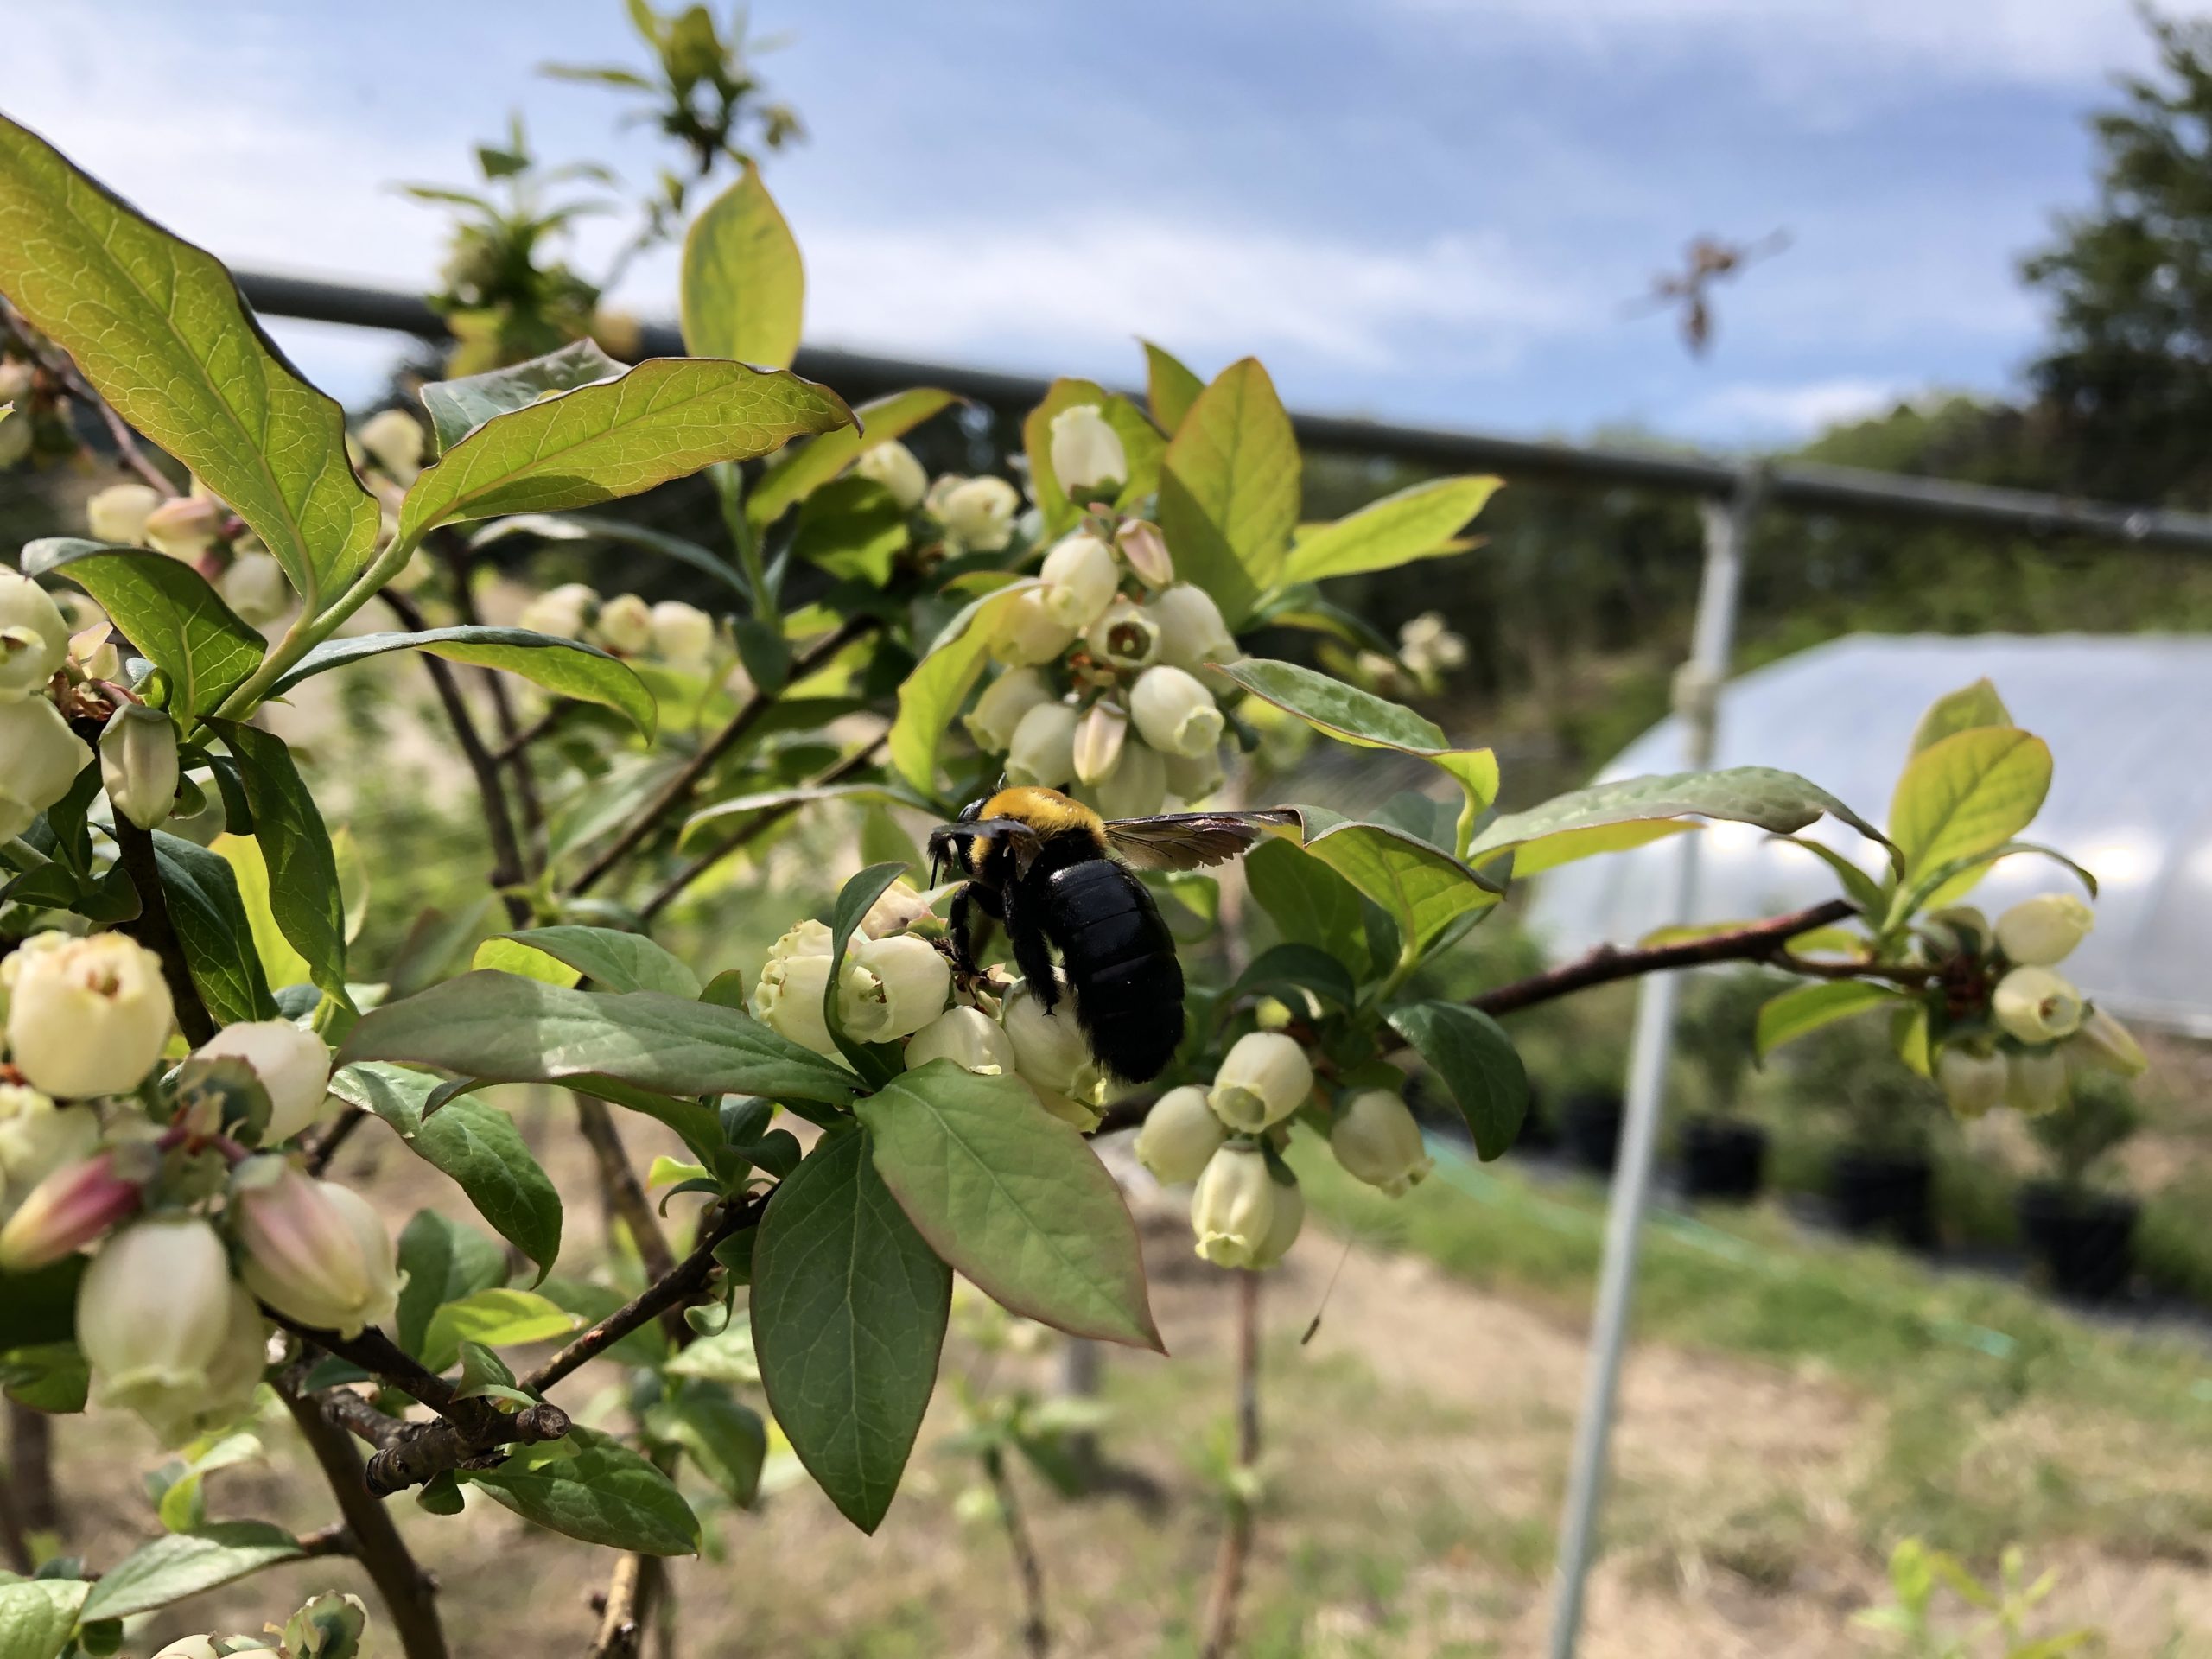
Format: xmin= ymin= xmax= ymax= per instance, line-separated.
xmin=0 ymin=696 xmax=92 ymax=841
xmin=1134 ymin=1085 xmax=1225 ymax=1185
xmin=194 ymin=1020 xmax=333 ymax=1145
xmin=0 ymin=571 xmax=69 ymax=702
xmin=2005 ymin=1048 xmax=2067 ymax=1117
xmin=965 ymin=667 xmax=1054 ymax=753
xmin=518 ymin=582 xmax=596 ymax=640
xmin=904 ymin=1007 xmax=1016 ymax=1077
xmin=217 ymin=553 xmax=291 ymax=626
xmin=855 ymin=440 xmax=928 ymax=511
xmin=1936 ymin=1045 xmax=2007 ymax=1119
xmin=1163 ymin=745 xmax=1225 ymax=804
xmin=1001 ymin=977 xmax=1102 ymax=1100
xmin=1091 ymin=735 xmax=1167 ymax=820
xmin=143 ymin=494 xmax=226 ymax=561
xmin=752 ymin=950 xmax=837 ymax=1056
xmin=233 ymin=1163 xmax=402 ymax=1338
xmin=648 ymin=600 xmax=716 ymax=668
xmin=1048 ymin=404 xmax=1127 ymax=497
xmin=1116 ymin=520 xmax=1174 ymax=588
xmin=1993 ymin=967 xmax=2084 ymax=1045
xmin=2072 ymin=1005 xmax=2147 ymax=1077
xmin=839 ymin=933 xmax=951 ymax=1042
xmin=1130 ymin=664 xmax=1224 ymax=758
xmin=1071 ymin=702 xmax=1129 ymax=786
xmin=81 ymin=1217 xmax=265 ymax=1445
xmin=1147 ymin=583 xmax=1238 ymax=671
xmin=1250 ymin=1173 xmax=1304 ymax=1268
xmin=0 ymin=1150 xmax=140 ymax=1270
xmin=1085 ymin=597 xmax=1161 ymax=670
xmin=1330 ymin=1089 xmax=1433 ymax=1196
xmin=595 ymin=593 xmax=652 ymax=655
xmin=1005 ymin=701 xmax=1078 ymax=789
xmin=1995 ymin=894 xmax=2094 ymax=968
xmin=1208 ymin=1032 xmax=1313 ymax=1132
xmin=990 ymin=590 xmax=1078 ymax=667
xmin=86 ymin=482 xmax=162 ymax=547
xmin=1039 ymin=533 xmax=1120 ymax=631
xmin=1190 ymin=1143 xmax=1278 ymax=1268
xmin=937 ymin=476 xmax=1020 ymax=553
xmin=861 ymin=878 xmax=934 ymax=939
xmin=101 ymin=703 xmax=180 ymax=830
xmin=1027 ymin=1083 xmax=1103 ymax=1131
xmin=357 ymin=408 xmax=426 ymax=486
xmin=3 ymin=931 xmax=174 ymax=1098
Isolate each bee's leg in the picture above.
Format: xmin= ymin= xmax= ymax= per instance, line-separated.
xmin=1001 ymin=884 xmax=1061 ymax=1007
xmin=950 ymin=882 xmax=1001 ymax=979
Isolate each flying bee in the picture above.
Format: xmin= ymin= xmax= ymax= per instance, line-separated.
xmin=927 ymin=786 xmax=1300 ymax=1084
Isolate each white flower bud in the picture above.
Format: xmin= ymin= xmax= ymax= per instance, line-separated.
xmin=1001 ymin=978 xmax=1102 ymax=1099
xmin=1936 ymin=1045 xmax=2008 ymax=1120
xmin=1208 ymin=1032 xmax=1313 ymax=1132
xmin=1162 ymin=746 xmax=1225 ymax=804
xmin=1190 ymin=1143 xmax=1279 ymax=1268
xmin=1330 ymin=1089 xmax=1434 ymax=1197
xmin=151 ymin=1639 xmax=224 ymax=1659
xmin=2005 ymin=1048 xmax=2067 ymax=1117
xmin=1027 ymin=1082 xmax=1103 ymax=1130
xmin=1992 ymin=967 xmax=2084 ymax=1045
xmin=905 ymin=1007 xmax=1016 ymax=1077
xmin=769 ymin=918 xmax=835 ymax=962
xmin=0 ymin=696 xmax=92 ymax=836
xmin=1071 ymin=702 xmax=1128 ymax=786
xmin=1398 ymin=612 xmax=1468 ymax=677
xmin=1134 ymin=1085 xmax=1225 ymax=1185
xmin=752 ymin=950 xmax=837 ymax=1056
xmin=0 ymin=1087 xmax=97 ymax=1212
xmin=3 ymin=931 xmax=174 ymax=1098
xmin=1005 ymin=701 xmax=1078 ymax=789
xmin=1091 ymin=735 xmax=1167 ymax=820
xmin=595 ymin=593 xmax=652 ymax=654
xmin=194 ymin=1020 xmax=333 ymax=1144
xmin=1147 ymin=583 xmax=1238 ymax=671
xmin=648 ymin=600 xmax=716 ymax=668
xmin=1130 ymin=664 xmax=1225 ymax=758
xmin=855 ymin=440 xmax=928 ymax=510
xmin=518 ymin=582 xmax=597 ymax=639
xmin=0 ymin=571 xmax=70 ymax=702
xmin=938 ymin=476 xmax=1020 ymax=552
xmin=234 ymin=1164 xmax=401 ymax=1338
xmin=990 ymin=591 xmax=1078 ymax=667
xmin=1995 ymin=894 xmax=2094 ymax=968
xmin=1084 ymin=597 xmax=1161 ymax=670
xmin=840 ymin=933 xmax=952 ymax=1043
xmin=2072 ymin=1005 xmax=2148 ymax=1077
xmin=100 ymin=704 xmax=179 ymax=830
xmin=964 ymin=667 xmax=1053 ymax=753
xmin=1048 ymin=404 xmax=1127 ymax=495
xmin=1116 ymin=520 xmax=1174 ymax=588
xmin=143 ymin=494 xmax=226 ymax=561
xmin=1039 ymin=533 xmax=1120 ymax=631
xmin=1250 ymin=1174 xmax=1304 ymax=1268
xmin=217 ymin=553 xmax=291 ymax=626
xmin=357 ymin=408 xmax=426 ymax=485
xmin=86 ymin=482 xmax=162 ymax=547
xmin=79 ymin=1216 xmax=251 ymax=1444
xmin=861 ymin=879 xmax=934 ymax=940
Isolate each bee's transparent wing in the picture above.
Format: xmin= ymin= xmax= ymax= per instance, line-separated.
xmin=1103 ymin=809 xmax=1302 ymax=871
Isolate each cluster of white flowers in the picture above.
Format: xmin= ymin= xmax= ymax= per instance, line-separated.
xmin=1933 ymin=893 xmax=2145 ymax=1119
xmin=0 ymin=567 xmax=99 ymax=838
xmin=517 ymin=582 xmax=720 ymax=670
xmin=1131 ymin=1031 xmax=1435 ymax=1269
xmin=1347 ymin=610 xmax=1470 ymax=701
xmin=749 ymin=879 xmax=1118 ymax=1128
xmin=0 ymin=929 xmax=398 ymax=1445
xmin=85 ymin=478 xmax=292 ymax=626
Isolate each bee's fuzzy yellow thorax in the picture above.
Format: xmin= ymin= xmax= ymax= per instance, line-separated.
xmin=982 ymin=786 xmax=1105 ymax=841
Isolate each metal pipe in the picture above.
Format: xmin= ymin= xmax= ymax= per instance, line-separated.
xmin=1544 ymin=473 xmax=1758 ymax=1657
xmin=230 ymin=268 xmax=2212 ymax=553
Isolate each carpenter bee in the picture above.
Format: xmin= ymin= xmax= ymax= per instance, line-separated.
xmin=927 ymin=787 xmax=1300 ymax=1084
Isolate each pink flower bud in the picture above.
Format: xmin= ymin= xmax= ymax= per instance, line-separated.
xmin=1116 ymin=521 xmax=1175 ymax=588
xmin=0 ymin=1150 xmax=140 ymax=1271
xmin=232 ymin=1163 xmax=400 ymax=1338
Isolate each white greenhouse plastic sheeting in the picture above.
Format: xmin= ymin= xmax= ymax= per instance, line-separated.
xmin=1523 ymin=634 xmax=2212 ymax=1035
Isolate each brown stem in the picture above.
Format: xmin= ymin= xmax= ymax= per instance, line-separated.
xmin=0 ymin=1403 xmax=53 ymax=1570
xmin=111 ymin=817 xmax=216 ymax=1046
xmin=586 ymin=1548 xmax=658 ymax=1659
xmin=494 ymin=699 xmax=577 ymax=761
xmin=437 ymin=533 xmax=545 ymax=871
xmin=1198 ymin=1270 xmax=1262 ymax=1659
xmin=567 ymin=614 xmax=876 ymax=897
xmin=303 ymin=1105 xmax=370 ymax=1177
xmin=985 ymin=1448 xmax=1052 ymax=1658
xmin=638 ymin=732 xmax=887 ymax=921
xmin=574 ymin=1096 xmax=680 ymax=1285
xmin=276 ymin=1375 xmax=450 ymax=1659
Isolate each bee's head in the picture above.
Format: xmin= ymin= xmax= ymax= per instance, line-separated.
xmin=929 ymin=799 xmax=989 ymax=885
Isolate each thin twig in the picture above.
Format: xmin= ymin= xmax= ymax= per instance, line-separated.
xmin=494 ymin=699 xmax=578 ymax=761
xmin=572 ymin=1093 xmax=692 ymax=1348
xmin=436 ymin=531 xmax=545 ymax=870
xmin=586 ymin=1550 xmax=653 ymax=1659
xmin=112 ymin=817 xmax=216 ymax=1046
xmin=1198 ymin=1269 xmax=1262 ymax=1659
xmin=985 ymin=1449 xmax=1052 ymax=1657
xmin=568 ymin=614 xmax=877 ymax=896
xmin=303 ymin=1105 xmax=370 ymax=1176
xmin=4 ymin=1403 xmax=57 ymax=1556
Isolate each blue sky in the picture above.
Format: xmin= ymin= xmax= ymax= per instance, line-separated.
xmin=10 ymin=1 xmax=2202 ymax=446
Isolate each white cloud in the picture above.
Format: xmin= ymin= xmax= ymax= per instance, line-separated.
xmin=1686 ymin=376 xmax=1908 ymax=437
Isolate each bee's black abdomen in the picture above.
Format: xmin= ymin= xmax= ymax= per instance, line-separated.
xmin=1039 ymin=858 xmax=1184 ymax=1083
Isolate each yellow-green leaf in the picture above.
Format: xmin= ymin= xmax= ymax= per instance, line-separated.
xmin=1158 ymin=358 xmax=1300 ymax=624
xmin=887 ymin=580 xmax=1042 ymax=793
xmin=1908 ymin=677 xmax=2012 ymax=754
xmin=680 ymin=163 xmax=803 ymax=369
xmin=1280 ymin=474 xmax=1500 ymax=586
xmin=747 ymin=387 xmax=958 ymax=528
xmin=1753 ymin=980 xmax=1904 ymax=1061
xmin=212 ymin=832 xmax=311 ymax=993
xmin=1505 ymin=819 xmax=1696 ymax=878
xmin=472 ymin=936 xmax=584 ymax=988
xmin=1141 ymin=340 xmax=1204 ymax=433
xmin=1886 ymin=726 xmax=2052 ymax=880
xmin=1301 ymin=821 xmax=1501 ymax=951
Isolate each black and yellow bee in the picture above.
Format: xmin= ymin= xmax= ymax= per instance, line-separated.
xmin=927 ymin=787 xmax=1299 ymax=1084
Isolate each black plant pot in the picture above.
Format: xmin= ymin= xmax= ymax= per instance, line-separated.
xmin=1560 ymin=1089 xmax=1624 ymax=1174
xmin=2017 ymin=1181 xmax=2138 ymax=1302
xmin=1829 ymin=1147 xmax=1935 ymax=1249
xmin=1681 ymin=1116 xmax=1767 ymax=1204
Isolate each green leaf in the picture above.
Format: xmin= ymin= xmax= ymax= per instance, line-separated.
xmin=1753 ymin=980 xmax=1905 ymax=1061
xmin=471 ymin=936 xmax=581 ymax=988
xmin=1022 ymin=378 xmax=1166 ymax=534
xmin=1501 ymin=820 xmax=1698 ymax=878
xmin=563 ymin=1075 xmax=728 ymax=1173
xmin=266 ymin=626 xmax=655 ymax=738
xmin=534 ymin=1277 xmax=669 ymax=1370
xmin=790 ymin=476 xmax=908 ymax=584
xmin=420 ymin=1288 xmax=580 ymax=1375
xmin=1244 ymin=837 xmax=1370 ymax=980
xmin=1279 ymin=475 xmax=1500 ymax=586
xmin=663 ymin=1322 xmax=757 ymax=1385
xmin=681 ymin=780 xmax=924 ymax=849
xmin=80 ymin=1522 xmax=303 ymax=1621
xmin=481 ymin=925 xmax=700 ymax=998
xmin=468 ymin=512 xmax=746 ymax=594
xmin=1388 ymin=1001 xmax=1528 ymax=1160
xmin=0 ymin=1579 xmax=90 ymax=1659
xmin=153 ymin=1432 xmax=261 ymax=1535
xmin=645 ymin=1382 xmax=766 ymax=1508
xmin=1891 ymin=838 xmax=2098 ymax=924
xmin=209 ymin=832 xmax=310 ymax=992
xmin=1157 ymin=357 xmax=1300 ymax=624
xmin=152 ymin=830 xmax=279 ymax=1024
xmin=397 ymin=357 xmax=854 ymax=541
xmin=823 ymin=861 xmax=911 ymax=1065
xmin=747 ymin=388 xmax=958 ymax=529
xmin=1142 ymin=340 xmax=1204 ymax=433
xmin=856 ymin=1063 xmax=1162 ymax=1351
xmin=1215 ymin=659 xmax=1497 ymax=854
xmin=330 ymin=1064 xmax=563 ymax=1277
xmin=392 ymin=1211 xmax=506 ymax=1359
xmin=887 ymin=579 xmax=1043 ymax=792
xmin=0 ymin=1343 xmax=88 ymax=1414
xmin=1886 ymin=727 xmax=2052 ymax=881
xmin=1228 ymin=943 xmax=1357 ymax=1010
xmin=750 ymin=1128 xmax=950 ymax=1534
xmin=337 ymin=971 xmax=859 ymax=1105
xmin=0 ymin=1259 xmax=83 ymax=1350
xmin=38 ymin=543 xmax=264 ymax=715
xmin=680 ymin=163 xmax=803 ymax=370
xmin=464 ymin=1425 xmax=700 ymax=1555
xmin=1468 ymin=766 xmax=1892 ymax=874
xmin=1301 ymin=821 xmax=1500 ymax=953
xmin=420 ymin=338 xmax=624 ymax=454
xmin=0 ymin=116 xmax=379 ymax=608
xmin=1774 ymin=833 xmax=1887 ymax=918
xmin=207 ymin=722 xmax=348 ymax=1005
xmin=1908 ymin=677 xmax=2012 ymax=755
